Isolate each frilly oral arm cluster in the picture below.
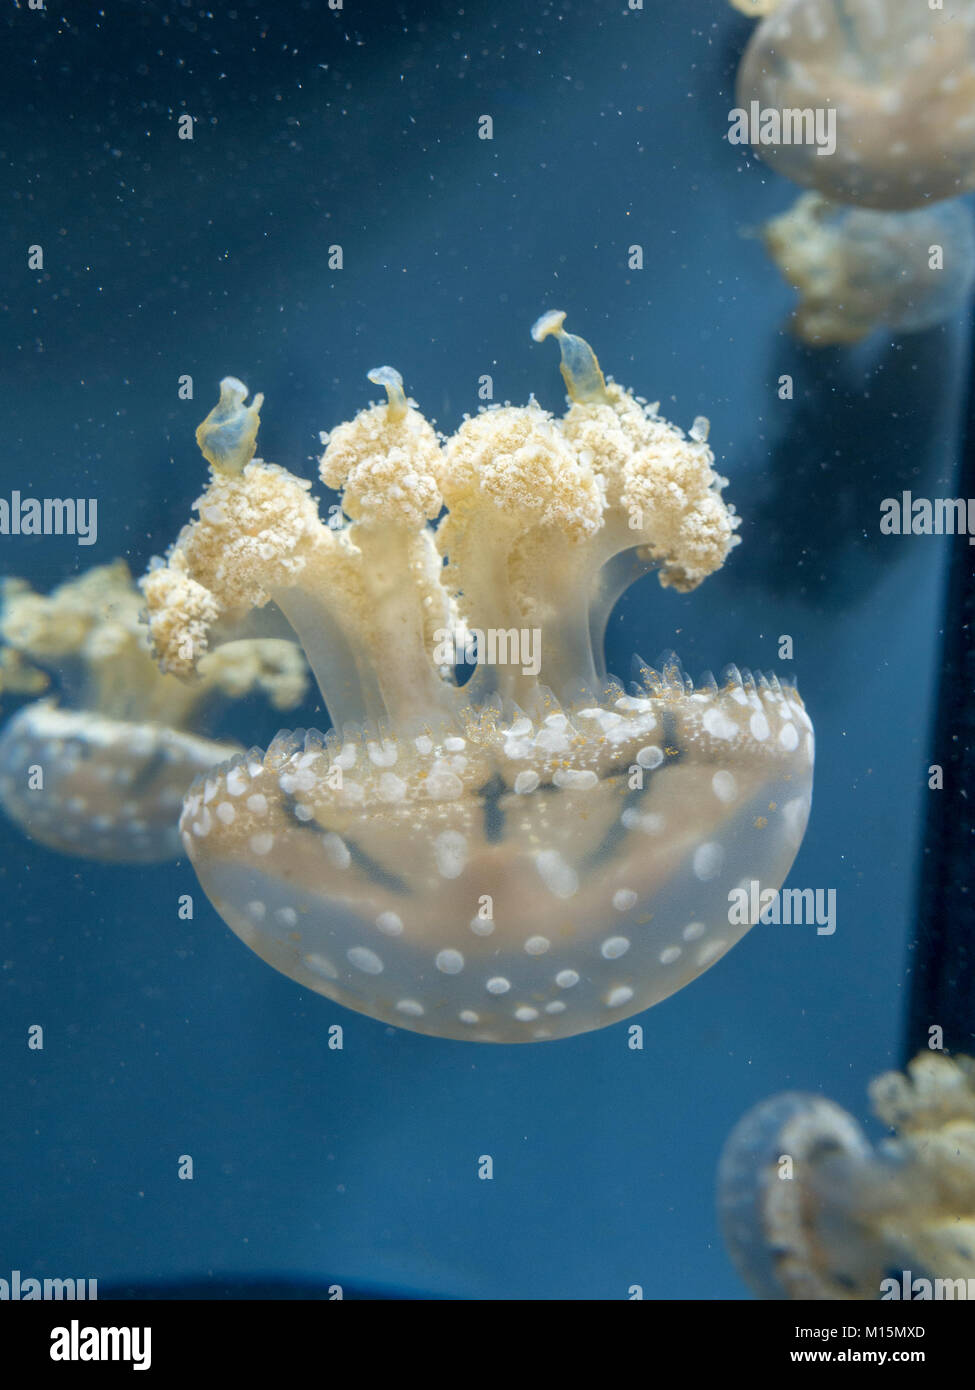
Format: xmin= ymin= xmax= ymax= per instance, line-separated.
xmin=141 ymin=314 xmax=739 ymax=728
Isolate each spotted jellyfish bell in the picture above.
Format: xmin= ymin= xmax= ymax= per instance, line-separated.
xmin=144 ymin=317 xmax=814 ymax=1042
xmin=736 ymin=0 xmax=975 ymax=210
xmin=718 ymin=1052 xmax=975 ymax=1299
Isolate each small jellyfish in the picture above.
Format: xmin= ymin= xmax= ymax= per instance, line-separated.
xmin=736 ymin=0 xmax=975 ymax=210
xmin=762 ymin=191 xmax=975 ymax=344
xmin=142 ymin=319 xmax=815 ymax=1043
xmin=718 ymin=1052 xmax=975 ymax=1299
xmin=729 ymin=0 xmax=780 ymax=16
xmin=0 ymin=562 xmax=307 ymax=863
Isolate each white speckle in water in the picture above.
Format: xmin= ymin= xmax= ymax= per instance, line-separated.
xmin=524 ymin=935 xmax=551 ymax=955
xmin=216 ymin=801 xmax=236 ymax=824
xmin=276 ymin=906 xmax=298 ymax=927
xmin=513 ymin=770 xmax=540 ymax=794
xmin=436 ymin=948 xmax=465 ymax=974
xmin=486 ymin=976 xmax=511 ymax=994
xmin=545 ymin=1000 xmax=566 ymax=1014
xmin=376 ymin=911 xmax=404 ymax=936
xmin=459 ymin=1010 xmax=479 ymax=1024
xmin=469 ymin=916 xmax=495 ymax=937
xmin=246 ymin=793 xmax=268 ymax=815
xmin=612 ymin=888 xmax=638 ymax=912
xmin=515 ymin=1006 xmax=539 ymax=1022
xmin=249 ymin=832 xmax=274 ymax=856
xmin=395 ymin=999 xmax=424 ymax=1017
xmin=660 ymin=945 xmax=682 ymax=965
xmin=246 ymin=900 xmax=266 ymax=921
xmin=555 ymin=969 xmax=580 ymax=988
xmin=682 ymin=921 xmax=706 ymax=941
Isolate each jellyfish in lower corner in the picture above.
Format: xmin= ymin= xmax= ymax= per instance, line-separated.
xmin=140 ymin=315 xmax=815 ymax=1043
xmin=718 ymin=1052 xmax=975 ymax=1299
xmin=0 ymin=561 xmax=307 ymax=863
xmin=736 ymin=0 xmax=975 ymax=210
xmin=762 ymin=191 xmax=975 ymax=344
xmin=729 ymin=0 xmax=780 ymax=17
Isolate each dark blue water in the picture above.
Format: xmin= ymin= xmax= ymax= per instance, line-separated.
xmin=1 ymin=0 xmax=970 ymax=1299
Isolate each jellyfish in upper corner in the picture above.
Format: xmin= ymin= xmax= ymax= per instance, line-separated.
xmin=138 ymin=314 xmax=815 ymax=1044
xmin=736 ymin=0 xmax=975 ymax=210
xmin=718 ymin=1052 xmax=975 ymax=1299
xmin=0 ymin=561 xmax=307 ymax=863
xmin=762 ymin=191 xmax=975 ymax=344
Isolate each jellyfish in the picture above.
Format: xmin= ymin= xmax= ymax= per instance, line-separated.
xmin=718 ymin=1052 xmax=975 ymax=1299
xmin=140 ymin=316 xmax=815 ymax=1043
xmin=730 ymin=0 xmax=780 ymax=16
xmin=736 ymin=0 xmax=975 ymax=210
xmin=0 ymin=561 xmax=307 ymax=863
xmin=761 ymin=191 xmax=975 ymax=344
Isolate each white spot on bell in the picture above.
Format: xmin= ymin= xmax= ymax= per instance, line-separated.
xmin=348 ymin=946 xmax=383 ymax=974
xmin=435 ymin=949 xmax=465 ymax=975
xmin=693 ymin=841 xmax=724 ymax=881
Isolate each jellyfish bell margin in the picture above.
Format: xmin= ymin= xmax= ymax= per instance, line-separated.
xmin=144 ymin=315 xmax=816 ymax=1042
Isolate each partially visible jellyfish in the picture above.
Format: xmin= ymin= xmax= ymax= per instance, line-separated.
xmin=719 ymin=1052 xmax=975 ymax=1299
xmin=730 ymin=0 xmax=780 ymax=16
xmin=140 ymin=316 xmax=815 ymax=1043
xmin=0 ymin=562 xmax=307 ymax=862
xmin=762 ymin=191 xmax=975 ymax=344
xmin=736 ymin=0 xmax=975 ymax=210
